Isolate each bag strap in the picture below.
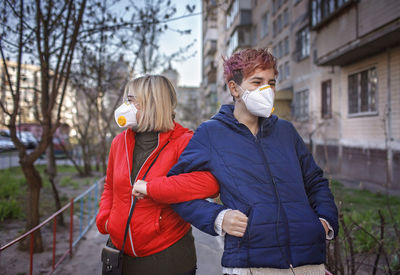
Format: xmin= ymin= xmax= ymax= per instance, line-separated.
xmin=119 ymin=141 xmax=170 ymax=256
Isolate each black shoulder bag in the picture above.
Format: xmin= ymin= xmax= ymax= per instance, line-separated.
xmin=101 ymin=142 xmax=169 ymax=275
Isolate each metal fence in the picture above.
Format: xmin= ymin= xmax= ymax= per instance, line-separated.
xmin=0 ymin=176 xmax=104 ymax=275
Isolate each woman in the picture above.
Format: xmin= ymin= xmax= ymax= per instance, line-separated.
xmin=96 ymin=75 xmax=219 ymax=275
xmin=133 ymin=49 xmax=338 ymax=274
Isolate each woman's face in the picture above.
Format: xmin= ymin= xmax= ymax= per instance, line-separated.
xmin=127 ymin=94 xmax=141 ymax=123
xmin=240 ymin=68 xmax=276 ymax=93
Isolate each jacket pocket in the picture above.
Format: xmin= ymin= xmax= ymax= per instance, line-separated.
xmin=224 ymin=204 xmax=251 ymax=250
xmin=154 ymin=207 xmax=162 ymax=233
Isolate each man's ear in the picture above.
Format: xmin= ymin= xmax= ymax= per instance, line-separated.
xmin=228 ymin=80 xmax=240 ymax=100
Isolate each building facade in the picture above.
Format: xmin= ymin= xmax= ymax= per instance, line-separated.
xmin=161 ymin=66 xmax=202 ymax=130
xmin=0 ymin=61 xmax=76 ymax=135
xmin=201 ymin=0 xmax=400 ymax=188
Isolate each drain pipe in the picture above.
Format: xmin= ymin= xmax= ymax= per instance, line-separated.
xmin=385 ymin=48 xmax=393 ymax=187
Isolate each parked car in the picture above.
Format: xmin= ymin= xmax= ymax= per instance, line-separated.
xmin=0 ymin=136 xmax=16 ymax=152
xmin=0 ymin=129 xmax=38 ymax=149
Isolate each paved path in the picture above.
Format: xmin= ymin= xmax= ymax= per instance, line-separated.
xmin=54 ymin=225 xmax=223 ymax=275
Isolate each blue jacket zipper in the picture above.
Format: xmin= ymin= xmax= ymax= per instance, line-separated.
xmin=254 ymin=136 xmax=294 ymax=268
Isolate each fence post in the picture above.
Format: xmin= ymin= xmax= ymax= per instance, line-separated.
xmin=29 ymin=232 xmax=34 ymax=275
xmin=70 ymin=198 xmax=74 ymax=257
xmin=95 ymin=180 xmax=99 ymax=213
xmin=52 ymin=217 xmax=57 ymax=271
xmin=79 ymin=199 xmax=83 ymax=237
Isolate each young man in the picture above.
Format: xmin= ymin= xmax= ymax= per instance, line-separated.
xmin=134 ymin=49 xmax=338 ymax=274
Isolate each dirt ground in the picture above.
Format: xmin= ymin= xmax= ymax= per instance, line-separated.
xmin=0 ymin=171 xmax=103 ymax=275
xmin=0 ymin=171 xmax=224 ymax=275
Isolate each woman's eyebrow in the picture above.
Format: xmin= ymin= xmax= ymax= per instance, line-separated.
xmin=249 ymin=77 xmax=263 ymax=81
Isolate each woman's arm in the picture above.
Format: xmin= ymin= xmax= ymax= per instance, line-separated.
xmin=133 ymin=122 xmax=219 ymax=203
xmin=293 ymin=125 xmax=339 ymax=237
xmin=133 ymin=171 xmax=219 ymax=204
xmin=95 ymin=140 xmax=115 ymax=234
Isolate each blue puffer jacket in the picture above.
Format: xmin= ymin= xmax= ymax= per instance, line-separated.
xmin=170 ymin=104 xmax=338 ymax=269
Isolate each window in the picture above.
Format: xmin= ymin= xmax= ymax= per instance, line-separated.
xmin=273 ymin=0 xmax=277 ymax=12
xmin=278 ymin=64 xmax=283 ymax=81
xmin=277 ymin=14 xmax=282 ymax=33
xmin=278 ymin=41 xmax=283 ymax=58
xmin=227 ymin=27 xmax=252 ymax=56
xmin=227 ymin=30 xmax=238 ymax=56
xmin=348 ymin=67 xmax=377 ymax=116
xmin=293 ymin=90 xmax=309 ymax=120
xmin=283 ymin=9 xmax=289 ymax=27
xmin=321 ymin=80 xmax=332 ymax=119
xmin=311 ymin=0 xmax=354 ymax=27
xmin=284 ymin=61 xmax=290 ymax=80
xmin=296 ymin=26 xmax=310 ymax=60
xmin=273 ymin=20 xmax=277 ymax=37
xmin=284 ymin=37 xmax=289 ymax=55
xmin=273 ymin=46 xmax=278 ymax=57
xmin=261 ymin=12 xmax=268 ymax=38
xmin=226 ymin=0 xmax=239 ymax=29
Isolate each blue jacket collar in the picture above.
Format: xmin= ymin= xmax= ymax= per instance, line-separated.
xmin=211 ymin=104 xmax=278 ymax=137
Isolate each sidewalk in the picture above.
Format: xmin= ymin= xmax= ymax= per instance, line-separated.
xmin=54 ymin=225 xmax=223 ymax=275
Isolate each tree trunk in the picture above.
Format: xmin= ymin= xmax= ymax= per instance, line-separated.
xmin=60 ymin=140 xmax=87 ymax=177
xmin=81 ymin=143 xmax=92 ymax=176
xmin=20 ymin=161 xmax=43 ymax=252
xmin=46 ymin=139 xmax=64 ymax=226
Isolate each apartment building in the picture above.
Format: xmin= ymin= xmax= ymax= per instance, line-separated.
xmin=201 ymin=0 xmax=400 ymax=188
xmin=311 ymin=0 xmax=400 ymax=186
xmin=201 ymin=0 xmax=220 ymax=119
xmin=0 ymin=61 xmax=76 ymax=129
xmin=161 ymin=66 xmax=201 ymax=130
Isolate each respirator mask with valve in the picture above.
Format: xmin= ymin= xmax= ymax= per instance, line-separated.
xmin=114 ymin=101 xmax=138 ymax=128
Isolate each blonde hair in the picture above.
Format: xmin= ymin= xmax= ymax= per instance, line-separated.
xmin=124 ymin=75 xmax=177 ymax=132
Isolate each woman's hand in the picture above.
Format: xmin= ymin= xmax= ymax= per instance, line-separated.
xmin=222 ymin=210 xmax=248 ymax=237
xmin=132 ymin=180 xmax=148 ymax=199
xmin=321 ymin=219 xmax=329 ymax=235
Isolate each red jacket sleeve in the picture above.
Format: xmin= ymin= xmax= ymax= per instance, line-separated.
xmin=146 ymin=171 xmax=219 ymax=204
xmin=96 ymin=140 xmax=115 ymax=234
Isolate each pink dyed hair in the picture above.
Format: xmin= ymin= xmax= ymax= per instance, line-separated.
xmin=223 ymin=48 xmax=278 ymax=84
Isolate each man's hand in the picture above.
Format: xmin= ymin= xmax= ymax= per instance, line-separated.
xmin=222 ymin=210 xmax=248 ymax=237
xmin=132 ymin=180 xmax=148 ymax=199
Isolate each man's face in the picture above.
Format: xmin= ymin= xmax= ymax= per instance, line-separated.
xmin=239 ymin=68 xmax=276 ymax=94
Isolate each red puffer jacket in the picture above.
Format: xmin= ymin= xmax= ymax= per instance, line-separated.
xmin=96 ymin=122 xmax=219 ymax=257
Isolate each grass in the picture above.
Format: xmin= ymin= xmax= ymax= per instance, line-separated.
xmin=0 ymin=165 xmax=100 ymax=221
xmin=330 ymin=180 xmax=400 ymax=254
xmin=0 ymin=168 xmax=26 ymax=221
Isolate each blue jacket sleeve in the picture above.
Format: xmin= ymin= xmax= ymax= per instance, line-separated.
xmin=168 ymin=123 xmax=227 ymax=236
xmin=294 ymin=126 xmax=339 ymax=237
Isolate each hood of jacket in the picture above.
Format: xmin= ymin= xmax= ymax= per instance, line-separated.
xmin=211 ymin=104 xmax=278 ymax=138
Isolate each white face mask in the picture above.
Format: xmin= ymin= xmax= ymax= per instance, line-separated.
xmin=114 ymin=101 xmax=138 ymax=128
xmin=239 ymin=84 xmax=275 ymax=118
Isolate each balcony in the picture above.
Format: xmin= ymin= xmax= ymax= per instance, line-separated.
xmin=317 ymin=19 xmax=400 ymax=66
xmin=204 ymin=57 xmax=216 ymax=77
xmin=227 ymin=25 xmax=252 ymax=56
xmin=204 ymin=83 xmax=217 ymax=97
xmin=204 ymin=39 xmax=217 ymax=56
